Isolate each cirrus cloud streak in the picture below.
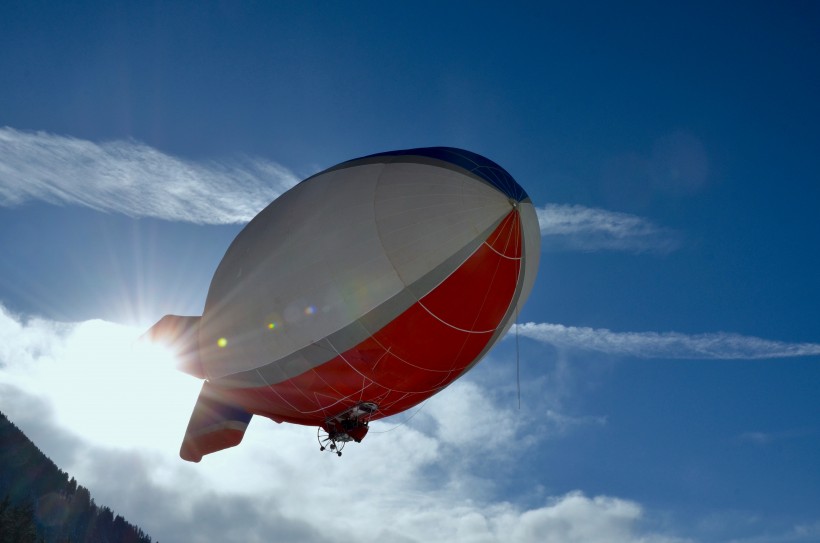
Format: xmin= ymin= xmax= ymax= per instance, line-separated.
xmin=536 ymin=204 xmax=681 ymax=254
xmin=514 ymin=322 xmax=820 ymax=359
xmin=0 ymin=127 xmax=298 ymax=224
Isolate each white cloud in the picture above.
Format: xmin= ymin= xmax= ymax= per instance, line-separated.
xmin=0 ymin=303 xmax=690 ymax=543
xmin=416 ymin=379 xmax=522 ymax=451
xmin=0 ymin=304 xmax=73 ymax=369
xmin=0 ymin=127 xmax=298 ymax=224
xmin=537 ymin=204 xmax=680 ymax=253
xmin=503 ymin=492 xmax=688 ymax=543
xmin=0 ymin=306 xmax=201 ymax=451
xmin=543 ymin=409 xmax=607 ymax=433
xmin=514 ymin=322 xmax=820 ymax=359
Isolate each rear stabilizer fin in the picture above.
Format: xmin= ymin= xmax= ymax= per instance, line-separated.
xmin=180 ymin=382 xmax=253 ymax=463
xmin=143 ymin=314 xmax=205 ymax=378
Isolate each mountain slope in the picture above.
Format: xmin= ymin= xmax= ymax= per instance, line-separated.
xmin=0 ymin=411 xmax=153 ymax=543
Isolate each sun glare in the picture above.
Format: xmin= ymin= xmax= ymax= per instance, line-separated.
xmin=44 ymin=321 xmax=202 ymax=454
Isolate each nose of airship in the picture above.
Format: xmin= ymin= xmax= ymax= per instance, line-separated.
xmin=361 ymin=147 xmax=530 ymax=203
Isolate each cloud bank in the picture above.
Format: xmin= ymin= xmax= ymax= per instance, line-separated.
xmin=515 ymin=322 xmax=820 ymax=359
xmin=0 ymin=303 xmax=689 ymax=543
xmin=0 ymin=127 xmax=298 ymax=224
xmin=536 ymin=204 xmax=680 ymax=253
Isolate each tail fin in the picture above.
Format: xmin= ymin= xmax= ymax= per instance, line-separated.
xmin=180 ymin=382 xmax=253 ymax=463
xmin=143 ymin=314 xmax=205 ymax=378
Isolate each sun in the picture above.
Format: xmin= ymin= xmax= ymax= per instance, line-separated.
xmin=47 ymin=320 xmax=202 ymax=454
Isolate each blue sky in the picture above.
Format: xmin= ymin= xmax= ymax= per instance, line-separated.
xmin=1 ymin=2 xmax=819 ymax=542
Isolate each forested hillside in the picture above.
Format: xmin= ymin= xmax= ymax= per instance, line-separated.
xmin=0 ymin=411 xmax=153 ymax=543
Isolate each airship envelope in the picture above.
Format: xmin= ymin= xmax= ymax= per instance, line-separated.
xmin=147 ymin=147 xmax=540 ymax=461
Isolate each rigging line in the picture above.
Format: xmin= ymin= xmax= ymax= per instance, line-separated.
xmin=326 ymin=333 xmax=446 ymax=395
xmin=482 ymin=237 xmax=522 ymax=260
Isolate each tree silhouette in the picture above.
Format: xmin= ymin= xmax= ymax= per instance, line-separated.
xmin=0 ymin=411 xmax=152 ymax=543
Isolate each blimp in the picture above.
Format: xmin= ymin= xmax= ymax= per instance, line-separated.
xmin=147 ymin=147 xmax=540 ymax=461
